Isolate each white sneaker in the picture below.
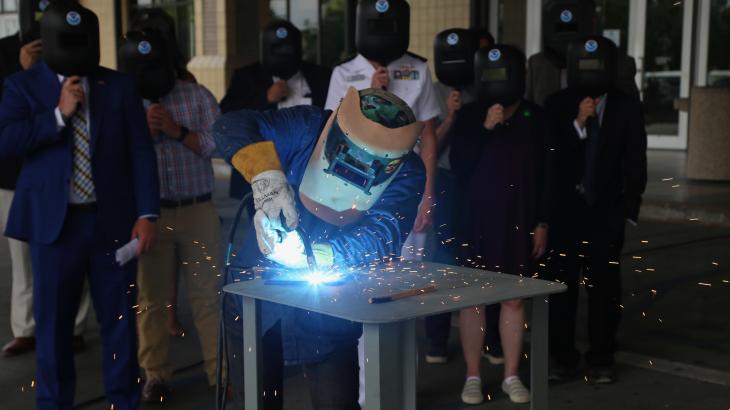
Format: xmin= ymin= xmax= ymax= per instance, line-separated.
xmin=461 ymin=378 xmax=484 ymax=405
xmin=501 ymin=377 xmax=530 ymax=404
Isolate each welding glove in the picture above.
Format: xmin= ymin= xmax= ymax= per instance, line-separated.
xmin=231 ymin=141 xmax=299 ymax=255
xmin=266 ymin=231 xmax=335 ymax=271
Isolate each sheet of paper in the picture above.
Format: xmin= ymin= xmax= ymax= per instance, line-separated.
xmin=115 ymin=238 xmax=139 ymax=266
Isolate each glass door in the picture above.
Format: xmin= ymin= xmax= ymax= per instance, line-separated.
xmin=630 ymin=0 xmax=694 ymax=149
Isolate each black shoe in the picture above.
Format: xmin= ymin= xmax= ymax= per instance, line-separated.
xmin=548 ymin=362 xmax=578 ymax=381
xmin=142 ymin=378 xmax=171 ymax=403
xmin=587 ymin=366 xmax=616 ymax=384
xmin=425 ymin=344 xmax=448 ymax=364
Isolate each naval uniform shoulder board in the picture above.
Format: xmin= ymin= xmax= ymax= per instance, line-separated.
xmin=334 ymin=54 xmax=358 ymax=67
xmin=405 ymin=51 xmax=428 ymax=62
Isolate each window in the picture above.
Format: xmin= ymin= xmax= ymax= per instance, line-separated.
xmin=2 ymin=0 xmax=17 ymax=13
xmin=268 ymin=0 xmax=347 ymax=67
xmin=128 ymin=0 xmax=195 ymax=62
xmin=708 ymin=0 xmax=730 ymax=86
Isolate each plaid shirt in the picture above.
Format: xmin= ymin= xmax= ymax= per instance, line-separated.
xmin=150 ymin=80 xmax=220 ymax=200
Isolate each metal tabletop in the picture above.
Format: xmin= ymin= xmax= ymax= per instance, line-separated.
xmin=223 ymin=261 xmax=566 ymax=323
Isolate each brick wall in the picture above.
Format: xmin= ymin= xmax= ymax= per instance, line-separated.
xmin=408 ymin=0 xmax=471 ymax=73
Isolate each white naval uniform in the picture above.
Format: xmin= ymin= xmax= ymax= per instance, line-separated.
xmin=326 ymin=52 xmax=442 ymax=407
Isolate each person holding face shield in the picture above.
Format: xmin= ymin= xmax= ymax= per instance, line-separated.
xmin=214 ymin=87 xmax=424 ymax=410
xmin=449 ymin=45 xmax=555 ymax=405
xmin=543 ymin=35 xmax=647 ymax=384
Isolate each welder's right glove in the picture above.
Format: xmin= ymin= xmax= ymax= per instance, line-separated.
xmin=232 ymin=141 xmax=299 ymax=255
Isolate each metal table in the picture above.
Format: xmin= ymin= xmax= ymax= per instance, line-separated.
xmin=222 ymin=261 xmax=566 ymax=410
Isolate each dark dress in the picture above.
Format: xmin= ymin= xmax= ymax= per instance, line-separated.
xmin=450 ymin=100 xmax=553 ymax=276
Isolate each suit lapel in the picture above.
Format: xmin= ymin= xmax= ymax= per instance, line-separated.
xmin=87 ymin=70 xmax=106 ymax=154
xmin=39 ymin=63 xmax=62 ymax=114
xmin=597 ymin=92 xmax=617 ymax=154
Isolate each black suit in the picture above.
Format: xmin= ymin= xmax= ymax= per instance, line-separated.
xmin=220 ymin=61 xmax=331 ymax=113
xmin=544 ymin=88 xmax=647 ymax=367
xmin=0 ymin=33 xmax=23 ymax=190
xmin=219 ymin=61 xmax=332 ymax=199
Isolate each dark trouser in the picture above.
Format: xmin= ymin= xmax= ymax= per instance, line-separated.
xmin=425 ymin=170 xmax=459 ymax=351
xmin=545 ymin=204 xmax=625 ymax=367
xmin=260 ymin=323 xmax=359 ymax=410
xmin=30 ymin=208 xmax=140 ymax=410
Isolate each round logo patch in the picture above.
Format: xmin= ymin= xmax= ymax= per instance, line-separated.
xmin=66 ymin=11 xmax=81 ymax=26
xmin=488 ymin=48 xmax=501 ymax=62
xmin=375 ymin=0 xmax=390 ymax=13
xmin=560 ymin=9 xmax=573 ymax=23
xmin=447 ymin=33 xmax=460 ymax=46
xmin=39 ymin=0 xmax=50 ymax=11
xmin=137 ymin=41 xmax=152 ymax=55
xmin=584 ymin=39 xmax=599 ymax=53
xmin=276 ymin=27 xmax=288 ymax=39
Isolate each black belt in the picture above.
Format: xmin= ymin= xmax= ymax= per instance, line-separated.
xmin=160 ymin=193 xmax=211 ymax=209
xmin=68 ymin=202 xmax=97 ymax=213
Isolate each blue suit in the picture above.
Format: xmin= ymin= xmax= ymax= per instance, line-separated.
xmin=0 ymin=63 xmax=159 ymax=410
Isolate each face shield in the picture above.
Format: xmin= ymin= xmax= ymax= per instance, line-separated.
xmin=299 ymin=87 xmax=424 ymax=226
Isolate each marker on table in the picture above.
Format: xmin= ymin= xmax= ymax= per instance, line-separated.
xmin=368 ymin=284 xmax=437 ymax=304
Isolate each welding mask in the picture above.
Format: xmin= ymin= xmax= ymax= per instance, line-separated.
xmin=299 ymin=87 xmax=423 ymax=226
xmin=474 ymin=45 xmax=525 ymax=107
xmin=41 ymin=1 xmax=99 ymax=77
xmin=19 ymin=0 xmax=55 ymax=44
xmin=118 ymin=30 xmax=176 ymax=101
xmin=434 ymin=28 xmax=477 ymax=89
xmin=261 ymin=20 xmax=302 ymax=80
xmin=356 ymin=0 xmax=410 ymax=65
xmin=542 ymin=0 xmax=595 ymax=68
xmin=567 ymin=35 xmax=617 ymax=98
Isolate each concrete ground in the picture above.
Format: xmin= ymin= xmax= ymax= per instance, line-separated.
xmin=1 ymin=150 xmax=729 ymax=410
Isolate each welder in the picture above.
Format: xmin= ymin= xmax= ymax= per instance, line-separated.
xmin=214 ymin=86 xmax=425 ymax=410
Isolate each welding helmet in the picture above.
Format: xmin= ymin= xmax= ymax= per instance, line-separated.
xmin=542 ymin=0 xmax=595 ymax=68
xmin=474 ymin=45 xmax=525 ymax=107
xmin=567 ymin=35 xmax=617 ymax=98
xmin=299 ymin=87 xmax=424 ymax=226
xmin=356 ymin=0 xmax=410 ymax=65
xmin=434 ymin=28 xmax=477 ymax=89
xmin=261 ymin=20 xmax=302 ymax=80
xmin=41 ymin=1 xmax=99 ymax=76
xmin=19 ymin=0 xmax=56 ymax=44
xmin=118 ymin=30 xmax=176 ymax=101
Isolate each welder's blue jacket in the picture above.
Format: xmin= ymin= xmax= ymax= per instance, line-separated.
xmin=214 ymin=105 xmax=425 ymax=364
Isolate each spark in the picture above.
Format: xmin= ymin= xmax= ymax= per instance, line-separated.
xmin=698 ymin=282 xmax=712 ymax=287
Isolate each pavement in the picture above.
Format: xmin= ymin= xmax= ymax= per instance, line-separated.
xmin=1 ymin=151 xmax=729 ymax=410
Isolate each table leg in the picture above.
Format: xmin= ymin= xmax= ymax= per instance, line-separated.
xmin=242 ymin=297 xmax=263 ymax=410
xmin=363 ymin=320 xmax=417 ymax=410
xmin=530 ymin=296 xmax=549 ymax=410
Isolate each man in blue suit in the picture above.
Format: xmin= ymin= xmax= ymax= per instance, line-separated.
xmin=0 ymin=3 xmax=159 ymax=409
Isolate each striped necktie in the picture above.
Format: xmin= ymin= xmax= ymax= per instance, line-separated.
xmin=70 ymin=105 xmax=95 ymax=201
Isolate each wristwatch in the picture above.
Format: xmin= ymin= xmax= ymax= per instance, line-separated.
xmin=177 ymin=126 xmax=190 ymax=142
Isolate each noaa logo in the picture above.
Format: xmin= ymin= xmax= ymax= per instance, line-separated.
xmin=447 ymin=33 xmax=459 ymax=46
xmin=276 ymin=27 xmax=288 ymax=39
xmin=375 ymin=0 xmax=390 ymax=13
xmin=39 ymin=0 xmax=50 ymax=11
xmin=137 ymin=41 xmax=152 ymax=55
xmin=66 ymin=11 xmax=81 ymax=26
xmin=560 ymin=9 xmax=573 ymax=23
xmin=488 ymin=48 xmax=501 ymax=62
xmin=585 ymin=39 xmax=599 ymax=53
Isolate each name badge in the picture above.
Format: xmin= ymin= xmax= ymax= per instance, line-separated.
xmin=346 ymin=74 xmax=367 ymax=82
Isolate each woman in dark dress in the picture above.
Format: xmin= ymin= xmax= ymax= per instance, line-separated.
xmin=449 ymin=44 xmax=553 ymax=406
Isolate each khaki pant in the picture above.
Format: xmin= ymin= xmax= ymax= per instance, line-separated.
xmin=0 ymin=188 xmax=89 ymax=338
xmin=137 ymin=200 xmax=221 ymax=385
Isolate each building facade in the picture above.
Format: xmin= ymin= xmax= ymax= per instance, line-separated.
xmin=0 ymin=0 xmax=728 ymax=150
